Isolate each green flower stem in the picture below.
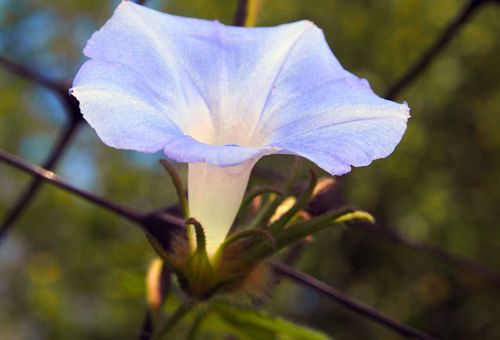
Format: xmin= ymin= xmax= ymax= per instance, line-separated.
xmin=154 ymin=300 xmax=197 ymax=339
xmin=187 ymin=309 xmax=210 ymax=340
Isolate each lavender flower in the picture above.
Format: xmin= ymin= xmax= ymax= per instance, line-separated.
xmin=71 ymin=1 xmax=409 ymax=256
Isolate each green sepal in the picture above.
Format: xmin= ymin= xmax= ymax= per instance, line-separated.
xmin=182 ymin=218 xmax=216 ymax=298
xmin=335 ymin=210 xmax=375 ymax=224
xmin=237 ymin=188 xmax=283 ymax=226
xmin=214 ymin=228 xmax=276 ymax=264
xmin=183 ymin=249 xmax=214 ymax=299
xmin=186 ymin=218 xmax=207 ymax=253
xmin=223 ymin=228 xmax=276 ymax=248
xmin=269 ymin=169 xmax=317 ymax=232
xmin=241 ymin=187 xmax=284 ymax=207
xmin=241 ymin=208 xmax=373 ymax=266
xmin=246 ymin=193 xmax=283 ymax=229
xmin=159 ymin=159 xmax=189 ymax=219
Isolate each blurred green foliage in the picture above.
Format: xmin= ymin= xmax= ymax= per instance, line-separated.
xmin=0 ymin=0 xmax=499 ymax=339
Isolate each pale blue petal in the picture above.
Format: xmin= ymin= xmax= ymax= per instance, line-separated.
xmin=73 ymin=1 xmax=409 ymax=173
xmin=71 ymin=59 xmax=275 ymax=164
xmin=251 ymin=26 xmax=410 ymax=175
xmin=264 ymin=77 xmax=410 ymax=174
xmin=81 ymin=1 xmax=317 ymax=153
xmin=71 ymin=59 xmax=182 ymax=153
xmin=272 ymin=117 xmax=408 ymax=175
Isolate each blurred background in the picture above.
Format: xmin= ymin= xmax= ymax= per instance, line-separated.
xmin=0 ymin=0 xmax=499 ymax=339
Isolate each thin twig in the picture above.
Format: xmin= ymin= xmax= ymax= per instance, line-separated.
xmin=273 ymin=262 xmax=440 ymax=340
xmin=153 ymin=300 xmax=197 ymax=339
xmin=305 ymin=182 xmax=500 ymax=288
xmin=0 ymin=148 xmax=145 ymax=224
xmin=0 ymin=54 xmax=82 ymax=244
xmin=385 ymin=0 xmax=491 ymax=99
xmin=138 ymin=312 xmax=154 ymax=340
xmin=138 ymin=264 xmax=172 ymax=340
xmin=353 ymin=222 xmax=500 ymax=288
xmin=233 ymin=0 xmax=249 ymax=26
xmin=0 ymin=55 xmax=66 ymax=93
xmin=0 ymin=0 xmax=150 ymax=244
xmin=0 ymin=119 xmax=81 ymax=244
xmin=0 ymin=147 xmax=186 ymax=253
xmin=315 ymin=0 xmax=500 ymax=288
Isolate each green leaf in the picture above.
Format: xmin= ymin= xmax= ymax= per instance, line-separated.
xmin=212 ymin=303 xmax=331 ymax=340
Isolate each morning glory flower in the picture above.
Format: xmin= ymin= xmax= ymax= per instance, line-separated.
xmin=71 ymin=1 xmax=409 ymax=256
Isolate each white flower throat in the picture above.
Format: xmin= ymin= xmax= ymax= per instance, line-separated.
xmin=187 ymin=120 xmax=261 ymax=256
xmin=188 ymin=160 xmax=256 ymax=256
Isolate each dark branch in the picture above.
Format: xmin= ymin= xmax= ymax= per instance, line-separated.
xmin=0 ymin=148 xmax=146 ymax=225
xmin=0 ymin=55 xmax=66 ymax=93
xmin=385 ymin=0 xmax=489 ymax=100
xmin=137 ymin=312 xmax=154 ymax=340
xmin=233 ymin=0 xmax=249 ymax=26
xmin=273 ymin=262 xmax=440 ymax=340
xmin=307 ymin=183 xmax=500 ymax=288
xmin=354 ymin=222 xmax=500 ymax=288
xmin=0 ymin=120 xmax=81 ymax=244
xmin=0 ymin=148 xmax=185 ymax=252
xmin=0 ymin=54 xmax=81 ymax=120
xmin=416 ymin=239 xmax=500 ymax=287
xmin=138 ymin=264 xmax=172 ymax=340
xmin=0 ymin=54 xmax=82 ymax=245
xmin=0 ymin=60 xmax=81 ymax=245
